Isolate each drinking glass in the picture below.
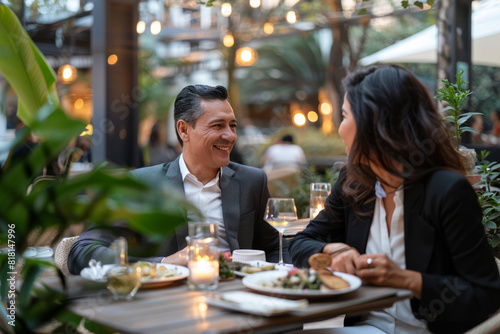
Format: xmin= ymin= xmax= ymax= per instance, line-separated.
xmin=264 ymin=198 xmax=297 ymax=269
xmin=106 ymin=237 xmax=141 ymax=300
xmin=310 ymin=183 xmax=331 ymax=219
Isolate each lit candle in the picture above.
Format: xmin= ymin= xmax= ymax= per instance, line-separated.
xmin=189 ymin=259 xmax=217 ymax=285
xmin=311 ymin=204 xmax=324 ymax=219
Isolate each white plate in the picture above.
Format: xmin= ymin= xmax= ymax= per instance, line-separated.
xmin=0 ymin=247 xmax=55 ymax=259
xmin=232 ymin=260 xmax=278 ymax=277
xmin=81 ymin=263 xmax=189 ymax=288
xmin=242 ymin=270 xmax=361 ymax=297
xmin=205 ymin=291 xmax=308 ymax=316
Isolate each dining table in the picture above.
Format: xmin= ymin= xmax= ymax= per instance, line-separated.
xmin=283 ymin=218 xmax=310 ymax=239
xmin=48 ymin=272 xmax=413 ymax=334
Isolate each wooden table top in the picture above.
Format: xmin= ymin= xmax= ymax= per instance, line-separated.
xmin=59 ymin=275 xmax=412 ymax=334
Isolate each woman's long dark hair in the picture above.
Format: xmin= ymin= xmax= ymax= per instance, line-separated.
xmin=343 ymin=65 xmax=465 ymax=214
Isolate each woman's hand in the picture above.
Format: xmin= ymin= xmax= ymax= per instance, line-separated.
xmin=322 ymin=243 xmax=360 ymax=275
xmin=354 ymin=253 xmax=422 ymax=299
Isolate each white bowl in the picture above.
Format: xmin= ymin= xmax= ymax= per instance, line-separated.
xmin=232 ymin=249 xmax=266 ymax=263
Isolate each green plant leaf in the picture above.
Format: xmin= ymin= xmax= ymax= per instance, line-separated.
xmin=53 ymin=309 xmax=82 ymax=333
xmin=83 ymin=319 xmax=117 ymax=334
xmin=460 ymin=126 xmax=479 ymax=134
xmin=18 ymin=260 xmax=44 ymax=311
xmin=0 ymin=5 xmax=57 ymax=126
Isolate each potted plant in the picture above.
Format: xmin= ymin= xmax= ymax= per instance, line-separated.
xmin=0 ymin=6 xmax=197 ymax=333
xmin=474 ymin=150 xmax=500 ymax=258
xmin=435 ymin=69 xmax=482 ymax=176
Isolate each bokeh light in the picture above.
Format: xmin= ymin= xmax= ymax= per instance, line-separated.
xmin=150 ymin=21 xmax=161 ymax=35
xmin=221 ymin=3 xmax=232 ymax=17
xmin=136 ymin=21 xmax=146 ymax=34
xmin=286 ymin=11 xmax=297 ymax=24
xmin=293 ymin=113 xmax=306 ymax=126
xmin=107 ymin=54 xmax=118 ymax=65
xmin=263 ymin=22 xmax=274 ymax=34
xmin=320 ymin=102 xmax=332 ymax=115
xmin=223 ymin=34 xmax=234 ymax=47
xmin=307 ymin=111 xmax=319 ymax=122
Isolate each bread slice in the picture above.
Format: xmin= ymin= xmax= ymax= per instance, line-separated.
xmin=317 ymin=269 xmax=350 ymax=290
xmin=308 ymin=253 xmax=332 ymax=270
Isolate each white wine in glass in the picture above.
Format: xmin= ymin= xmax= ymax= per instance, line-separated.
xmin=264 ymin=198 xmax=297 ymax=269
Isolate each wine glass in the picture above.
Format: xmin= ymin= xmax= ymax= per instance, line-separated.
xmin=264 ymin=198 xmax=297 ymax=269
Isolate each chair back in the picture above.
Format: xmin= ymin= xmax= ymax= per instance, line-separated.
xmin=54 ymin=236 xmax=79 ymax=276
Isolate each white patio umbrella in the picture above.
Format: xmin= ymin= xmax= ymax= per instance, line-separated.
xmin=360 ymin=0 xmax=500 ymax=67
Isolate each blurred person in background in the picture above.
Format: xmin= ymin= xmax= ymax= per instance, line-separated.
xmin=143 ymin=122 xmax=180 ymax=166
xmin=261 ymin=134 xmax=307 ymax=172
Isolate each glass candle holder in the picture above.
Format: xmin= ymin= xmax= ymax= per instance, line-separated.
xmin=187 ymin=240 xmax=219 ymax=291
xmin=310 ymin=183 xmax=331 ymax=219
xmin=188 ymin=222 xmax=218 ymax=246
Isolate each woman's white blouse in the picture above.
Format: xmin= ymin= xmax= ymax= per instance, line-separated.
xmin=358 ymin=182 xmax=429 ymax=333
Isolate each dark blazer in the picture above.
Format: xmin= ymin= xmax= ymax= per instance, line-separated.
xmin=289 ymin=169 xmax=500 ymax=333
xmin=68 ymin=157 xmax=288 ymax=274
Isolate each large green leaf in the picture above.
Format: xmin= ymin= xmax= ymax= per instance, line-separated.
xmin=0 ymin=5 xmax=57 ymax=126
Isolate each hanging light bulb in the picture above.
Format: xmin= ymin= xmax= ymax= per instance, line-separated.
xmin=249 ymin=0 xmax=261 ymax=8
xmin=136 ymin=20 xmax=146 ymax=34
xmin=308 ymin=111 xmax=319 ymax=122
xmin=235 ymin=47 xmax=257 ymax=66
xmin=263 ymin=22 xmax=274 ymax=34
xmin=150 ymin=20 xmax=161 ymax=35
xmin=221 ymin=3 xmax=232 ymax=17
xmin=108 ymin=54 xmax=118 ymax=65
xmin=286 ymin=10 xmax=297 ymax=24
xmin=320 ymin=102 xmax=332 ymax=115
xmin=223 ymin=34 xmax=234 ymax=48
xmin=293 ymin=112 xmax=306 ymax=127
xmin=58 ymin=64 xmax=77 ymax=84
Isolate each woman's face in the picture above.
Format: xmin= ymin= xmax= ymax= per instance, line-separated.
xmin=339 ymin=95 xmax=357 ymax=155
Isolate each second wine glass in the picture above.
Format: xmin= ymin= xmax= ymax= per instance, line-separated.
xmin=264 ymin=198 xmax=297 ymax=269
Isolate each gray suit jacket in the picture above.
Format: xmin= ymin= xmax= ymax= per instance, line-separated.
xmin=68 ymin=157 xmax=288 ymax=274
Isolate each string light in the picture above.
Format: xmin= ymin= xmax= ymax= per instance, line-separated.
xmin=286 ymin=10 xmax=297 ymax=24
xmin=223 ymin=34 xmax=234 ymax=47
xmin=320 ymin=102 xmax=332 ymax=115
xmin=74 ymin=98 xmax=84 ymax=109
xmin=108 ymin=54 xmax=118 ymax=65
xmin=58 ymin=64 xmax=77 ymax=84
xmin=136 ymin=20 xmax=146 ymax=34
xmin=150 ymin=20 xmax=161 ymax=35
xmin=293 ymin=112 xmax=306 ymax=126
xmin=263 ymin=22 xmax=274 ymax=34
xmin=221 ymin=3 xmax=232 ymax=17
xmin=307 ymin=111 xmax=318 ymax=122
xmin=249 ymin=0 xmax=261 ymax=8
xmin=235 ymin=47 xmax=257 ymax=66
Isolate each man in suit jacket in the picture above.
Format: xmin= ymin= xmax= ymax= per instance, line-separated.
xmin=68 ymin=85 xmax=288 ymax=275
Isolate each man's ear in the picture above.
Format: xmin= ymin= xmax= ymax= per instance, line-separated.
xmin=177 ymin=120 xmax=189 ymax=143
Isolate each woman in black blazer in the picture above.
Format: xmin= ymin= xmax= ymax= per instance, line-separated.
xmin=289 ymin=65 xmax=500 ymax=333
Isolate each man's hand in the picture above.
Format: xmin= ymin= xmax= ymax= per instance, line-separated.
xmin=161 ymin=247 xmax=188 ymax=266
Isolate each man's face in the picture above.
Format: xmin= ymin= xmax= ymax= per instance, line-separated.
xmin=179 ymin=99 xmax=237 ymax=179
